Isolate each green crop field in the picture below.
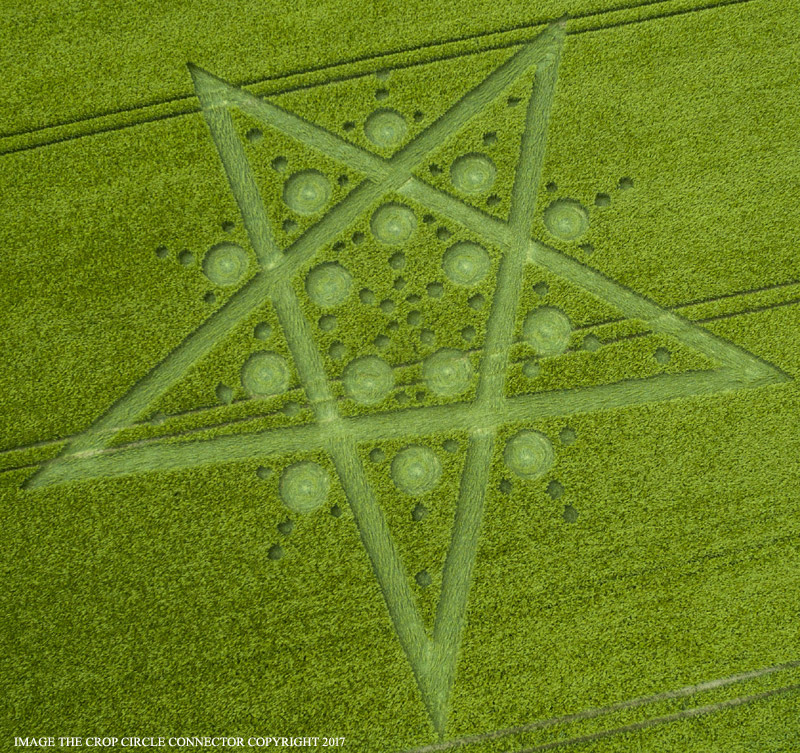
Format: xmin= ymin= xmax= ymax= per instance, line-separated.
xmin=2 ymin=0 xmax=799 ymax=751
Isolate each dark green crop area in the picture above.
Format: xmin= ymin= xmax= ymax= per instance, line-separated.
xmin=2 ymin=0 xmax=799 ymax=751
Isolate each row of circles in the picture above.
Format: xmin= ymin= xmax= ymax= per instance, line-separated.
xmin=277 ymin=430 xmax=554 ymax=513
xmin=188 ymin=198 xmax=589 ymax=298
xmin=241 ymin=305 xmax=573 ymax=400
xmin=241 ymin=348 xmax=476 ymax=401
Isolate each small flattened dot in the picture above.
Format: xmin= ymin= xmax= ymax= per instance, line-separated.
xmin=422 ymin=214 xmax=435 ymax=224
xmin=559 ymin=426 xmax=577 ymax=445
xmin=380 ymin=299 xmax=395 ymax=314
xmin=442 ymin=439 xmax=459 ymax=453
xmin=427 ymin=282 xmax=443 ymax=298
xmin=395 ymin=391 xmax=410 ymax=404
xmin=595 ymin=193 xmax=611 ymax=208
xmin=411 ymin=503 xmax=428 ymax=521
xmin=268 ymin=544 xmax=284 ymax=561
xmin=436 ymin=226 xmax=452 ymax=241
xmin=406 ymin=293 xmax=421 ymax=304
xmin=375 ymin=87 xmax=389 ymax=101
xmin=281 ymin=401 xmax=301 ymax=417
xmin=352 ymin=231 xmax=365 ymax=245
xmin=579 ymin=243 xmax=594 ymax=255
xmin=277 ymin=519 xmax=294 ymax=536
xmin=375 ymin=69 xmax=391 ymax=81
xmin=329 ymin=341 xmax=346 ymax=360
xmin=393 ymin=277 xmax=406 ymax=291
xmin=343 ymin=121 xmax=356 ymax=132
xmin=369 ymin=447 xmax=386 ymax=464
xmin=468 ymin=293 xmax=485 ymax=310
xmin=533 ymin=281 xmax=549 ymax=297
xmin=283 ymin=219 xmax=298 ymax=234
xmin=272 ymin=156 xmax=288 ymax=172
xmin=256 ymin=465 xmax=272 ymax=480
xmin=222 ymin=221 xmax=235 ymax=233
xmin=204 ymin=292 xmax=217 ymax=305
xmin=387 ymin=320 xmax=399 ymax=332
xmin=318 ymin=314 xmax=337 ymax=332
xmin=155 ymin=245 xmax=168 ymax=259
xmin=254 ymin=322 xmax=272 ymax=341
xmin=619 ymin=176 xmax=634 ymax=190
xmin=359 ymin=288 xmax=376 ymax=305
xmin=374 ymin=334 xmax=391 ymax=350
xmin=507 ymin=96 xmax=521 ymax=106
xmin=330 ymin=504 xmax=343 ymax=518
xmin=499 ymin=479 xmax=512 ymax=495
xmin=430 ymin=164 xmax=443 ymax=176
xmin=415 ymin=570 xmax=432 ymax=588
xmin=413 ymin=111 xmax=424 ymax=123
xmin=486 ymin=194 xmax=501 ymax=207
xmin=337 ymin=174 xmax=349 ymax=188
xmin=547 ymin=480 xmax=564 ymax=500
xmin=216 ymin=383 xmax=233 ymax=405
xmin=522 ymin=359 xmax=540 ymax=379
xmin=461 ymin=325 xmax=476 ymax=342
xmin=655 ymin=347 xmax=671 ymax=365
xmin=407 ymin=310 xmax=422 ymax=326
xmin=546 ymin=181 xmax=558 ymax=193
xmin=389 ymin=252 xmax=406 ymax=270
xmin=583 ymin=334 xmax=601 ymax=352
xmin=483 ymin=132 xmax=497 ymax=146
xmin=420 ymin=329 xmax=435 ymax=345
xmin=178 ymin=250 xmax=194 ymax=266
xmin=563 ymin=504 xmax=579 ymax=523
xmin=246 ymin=128 xmax=263 ymax=143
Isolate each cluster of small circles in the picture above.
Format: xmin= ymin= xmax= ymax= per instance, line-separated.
xmin=154 ymin=238 xmax=251 ymax=292
xmin=260 ymin=459 xmax=337 ymax=561
xmin=542 ymin=177 xmax=633 ymax=243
